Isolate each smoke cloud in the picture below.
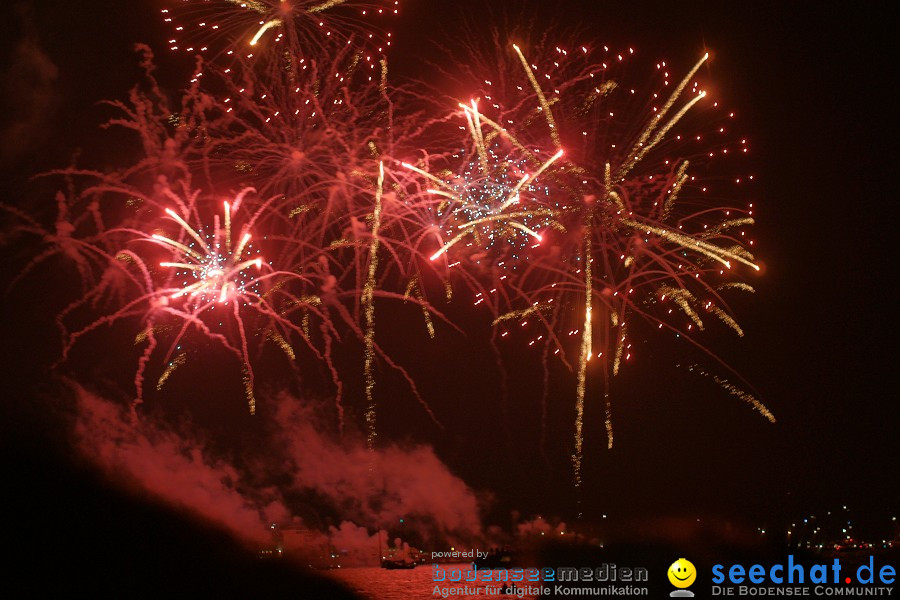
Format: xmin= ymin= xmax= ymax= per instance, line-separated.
xmin=70 ymin=388 xmax=483 ymax=553
xmin=1 ymin=5 xmax=60 ymax=164
xmin=73 ymin=386 xmax=288 ymax=543
xmin=273 ymin=396 xmax=482 ymax=540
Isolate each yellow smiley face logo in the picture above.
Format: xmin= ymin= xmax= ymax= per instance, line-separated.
xmin=668 ymin=558 xmax=696 ymax=588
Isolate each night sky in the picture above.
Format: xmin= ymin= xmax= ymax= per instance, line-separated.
xmin=1 ymin=0 xmax=896 ymax=593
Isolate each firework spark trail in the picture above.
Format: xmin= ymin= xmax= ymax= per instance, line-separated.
xmin=157 ymin=351 xmax=188 ymax=391
xmin=684 ymin=364 xmax=775 ymax=422
xmin=621 ymin=219 xmax=759 ymax=271
xmin=404 ymin=277 xmax=436 ymax=338
xmin=572 ymin=212 xmax=592 ymax=489
xmin=616 ymin=53 xmax=709 ymax=181
xmin=134 ymin=319 xmax=159 ymax=414
xmin=512 ymin=44 xmax=561 ymax=149
xmin=363 ymin=162 xmax=384 ymax=451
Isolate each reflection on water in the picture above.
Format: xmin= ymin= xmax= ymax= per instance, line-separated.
xmin=327 ymin=563 xmax=540 ymax=600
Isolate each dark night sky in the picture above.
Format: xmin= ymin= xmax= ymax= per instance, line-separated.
xmin=1 ymin=0 xmax=897 ymax=587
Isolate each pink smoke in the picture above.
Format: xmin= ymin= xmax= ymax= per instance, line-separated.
xmin=69 ymin=389 xmax=484 ymax=550
xmin=72 ymin=385 xmax=288 ymax=543
xmin=273 ymin=396 xmax=482 ymax=540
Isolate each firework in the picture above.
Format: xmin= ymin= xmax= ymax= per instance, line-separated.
xmin=136 ymin=189 xmax=285 ymax=414
xmin=152 ymin=196 xmax=265 ymax=306
xmin=197 ymin=45 xmax=392 ymax=237
xmin=50 ymin=182 xmax=333 ymax=415
xmin=402 ymin=101 xmax=564 ymax=266
xmin=161 ymin=0 xmax=398 ymax=62
xmin=471 ymin=41 xmax=770 ymax=488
